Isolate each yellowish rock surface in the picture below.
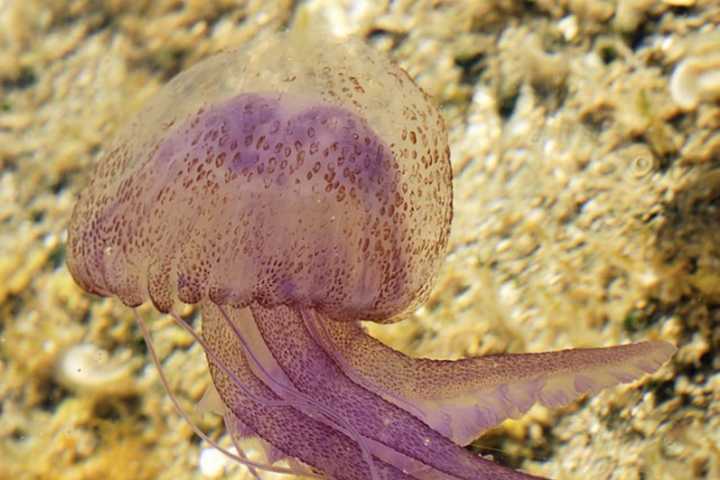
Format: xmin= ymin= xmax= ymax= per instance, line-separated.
xmin=2 ymin=1 xmax=719 ymax=479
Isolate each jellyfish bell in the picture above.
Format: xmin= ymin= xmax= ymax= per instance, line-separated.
xmin=66 ymin=32 xmax=451 ymax=324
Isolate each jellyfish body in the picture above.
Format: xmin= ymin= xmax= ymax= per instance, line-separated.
xmin=67 ymin=33 xmax=674 ymax=480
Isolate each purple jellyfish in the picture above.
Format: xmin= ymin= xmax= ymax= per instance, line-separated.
xmin=66 ymin=33 xmax=675 ymax=480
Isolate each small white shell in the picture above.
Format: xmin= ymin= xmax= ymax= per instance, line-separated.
xmin=670 ymin=53 xmax=720 ymax=110
xmin=55 ymin=343 xmax=136 ymax=395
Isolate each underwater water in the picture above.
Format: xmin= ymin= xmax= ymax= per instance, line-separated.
xmin=1 ymin=1 xmax=719 ymax=479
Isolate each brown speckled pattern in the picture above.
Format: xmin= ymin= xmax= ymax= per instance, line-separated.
xmin=67 ymin=35 xmax=451 ymax=322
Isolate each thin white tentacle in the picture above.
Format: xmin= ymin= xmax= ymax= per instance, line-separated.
xmin=134 ymin=308 xmax=320 ymax=478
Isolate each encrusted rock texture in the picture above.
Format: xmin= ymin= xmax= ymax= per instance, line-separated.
xmin=1 ymin=1 xmax=718 ymax=479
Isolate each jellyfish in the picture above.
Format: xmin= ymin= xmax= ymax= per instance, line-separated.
xmin=66 ymin=32 xmax=675 ymax=480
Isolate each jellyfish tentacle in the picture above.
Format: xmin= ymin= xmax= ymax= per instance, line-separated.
xmin=203 ymin=302 xmax=417 ymax=480
xmin=225 ymin=414 xmax=262 ymax=480
xmin=168 ymin=303 xmax=377 ymax=479
xmin=162 ymin=307 xmax=377 ymax=478
xmin=306 ymin=313 xmax=676 ymax=445
xmin=167 ymin=299 xmax=378 ymax=476
xmin=166 ymin=310 xmax=289 ymax=409
xmin=249 ymin=303 xmax=544 ymax=480
xmin=167 ymin=301 xmax=385 ymax=479
xmin=133 ymin=309 xmax=313 ymax=478
xmin=214 ymin=304 xmax=382 ymax=480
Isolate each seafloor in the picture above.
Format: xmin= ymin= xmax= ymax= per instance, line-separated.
xmin=1 ymin=1 xmax=719 ymax=479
